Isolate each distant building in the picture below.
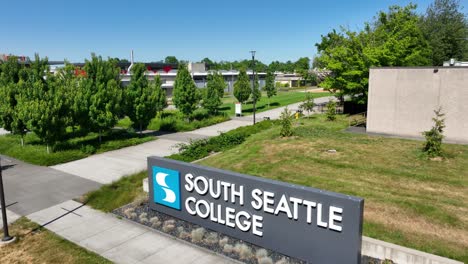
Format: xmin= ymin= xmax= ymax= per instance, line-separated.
xmin=274 ymin=72 xmax=302 ymax=87
xmin=443 ymin=58 xmax=468 ymax=67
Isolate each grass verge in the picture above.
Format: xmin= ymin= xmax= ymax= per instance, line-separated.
xmin=198 ymin=115 xmax=468 ymax=262
xmin=220 ymin=90 xmax=330 ymax=116
xmin=0 ymin=129 xmax=154 ymax=166
xmin=0 ymin=217 xmax=111 ymax=264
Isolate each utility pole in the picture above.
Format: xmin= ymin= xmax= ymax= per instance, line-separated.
xmin=250 ymin=51 xmax=256 ymax=125
xmin=0 ymin=157 xmax=14 ymax=243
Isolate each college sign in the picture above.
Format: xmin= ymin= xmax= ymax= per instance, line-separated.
xmin=148 ymin=157 xmax=364 ymax=264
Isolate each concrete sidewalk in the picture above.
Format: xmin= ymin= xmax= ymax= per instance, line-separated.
xmin=27 ymin=200 xmax=236 ymax=264
xmin=51 ymin=97 xmax=332 ymax=185
xmin=1 ymin=155 xmax=101 ymax=216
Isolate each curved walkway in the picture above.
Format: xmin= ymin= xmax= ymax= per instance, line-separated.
xmin=50 ymin=96 xmax=332 ymax=185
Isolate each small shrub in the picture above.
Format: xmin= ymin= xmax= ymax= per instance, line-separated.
xmin=191 ymin=227 xmax=206 ymax=243
xmin=191 ymin=108 xmax=210 ymax=120
xmin=258 ymin=257 xmax=274 ymax=264
xmin=299 ymin=93 xmax=315 ymax=115
xmin=203 ymin=232 xmax=218 ymax=245
xmin=280 ymin=107 xmax=293 ymax=137
xmin=219 ymin=236 xmax=229 ymax=247
xmin=80 ymin=144 xmax=96 ymax=154
xmin=422 ymin=107 xmax=445 ymax=158
xmin=223 ymin=244 xmax=234 ymax=254
xmin=256 ymin=249 xmax=268 ymax=259
xmin=326 ymin=100 xmax=337 ymax=121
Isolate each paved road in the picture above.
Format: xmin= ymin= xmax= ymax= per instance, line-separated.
xmin=1 ymin=155 xmax=101 ymax=216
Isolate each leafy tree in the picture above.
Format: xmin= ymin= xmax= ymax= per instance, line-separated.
xmin=251 ymin=74 xmax=261 ymax=104
xmin=24 ymin=79 xmax=68 ymax=153
xmin=300 ymin=93 xmax=315 ymax=115
xmin=125 ymin=63 xmax=165 ymax=133
xmin=164 ymin=56 xmax=179 ymax=64
xmin=55 ymin=63 xmax=89 ymax=132
xmin=201 ymin=58 xmax=215 ymax=70
xmin=153 ymin=75 xmax=167 ymax=117
xmin=422 ymin=107 xmax=445 ymax=157
xmin=316 ymin=4 xmax=431 ymax=104
xmin=233 ymin=69 xmax=251 ymax=103
xmin=280 ymin=107 xmax=293 ymax=137
xmin=173 ymin=65 xmax=199 ymax=118
xmin=202 ymin=73 xmax=223 ymax=115
xmin=326 ymin=100 xmax=337 ymax=121
xmin=84 ymin=54 xmax=123 ymax=142
xmin=294 ymin=57 xmax=310 ymax=72
xmin=421 ymin=0 xmax=468 ymax=65
xmin=264 ymin=70 xmax=276 ymax=107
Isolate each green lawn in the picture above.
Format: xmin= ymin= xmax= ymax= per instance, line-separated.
xmin=0 ymin=129 xmax=155 ymax=166
xmin=220 ymin=90 xmax=330 ymax=116
xmin=198 ymin=115 xmax=468 ymax=262
xmin=0 ymin=217 xmax=110 ymax=264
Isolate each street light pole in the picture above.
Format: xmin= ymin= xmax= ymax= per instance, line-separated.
xmin=0 ymin=157 xmax=14 ymax=242
xmin=250 ymin=50 xmax=256 ymax=125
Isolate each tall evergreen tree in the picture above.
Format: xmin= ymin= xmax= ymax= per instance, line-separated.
xmin=421 ymin=0 xmax=468 ymax=65
xmin=251 ymin=74 xmax=261 ymax=104
xmin=153 ymin=75 xmax=168 ymax=117
xmin=84 ymin=54 xmax=123 ymax=142
xmin=264 ymin=70 xmax=276 ymax=107
xmin=126 ymin=63 xmax=167 ymax=133
xmin=233 ymin=69 xmax=251 ymax=103
xmin=202 ymin=73 xmax=223 ymax=115
xmin=173 ymin=65 xmax=198 ymax=118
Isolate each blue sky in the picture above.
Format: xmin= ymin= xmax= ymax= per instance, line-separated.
xmin=1 ymin=0 xmax=466 ymax=63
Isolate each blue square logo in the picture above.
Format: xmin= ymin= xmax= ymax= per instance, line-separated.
xmin=152 ymin=166 xmax=181 ymax=210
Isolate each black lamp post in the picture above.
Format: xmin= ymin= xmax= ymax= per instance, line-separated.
xmin=0 ymin=157 xmax=14 ymax=242
xmin=250 ymin=50 xmax=257 ymax=125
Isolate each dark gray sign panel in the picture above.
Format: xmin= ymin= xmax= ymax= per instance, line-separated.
xmin=148 ymin=156 xmax=364 ymax=264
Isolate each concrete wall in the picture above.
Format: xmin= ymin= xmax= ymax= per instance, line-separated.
xmin=367 ymin=67 xmax=468 ymax=144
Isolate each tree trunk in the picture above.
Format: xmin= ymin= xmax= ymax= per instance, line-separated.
xmin=46 ymin=144 xmax=50 ymax=154
xmin=20 ymin=136 xmax=24 ymax=147
xmin=139 ymin=123 xmax=142 ymax=135
xmin=99 ymin=130 xmax=102 ymax=144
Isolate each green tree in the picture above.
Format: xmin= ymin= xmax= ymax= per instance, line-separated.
xmin=326 ymin=100 xmax=337 ymax=121
xmin=280 ymin=107 xmax=293 ymax=137
xmin=24 ymin=79 xmax=68 ymax=153
xmin=55 ymin=63 xmax=89 ymax=132
xmin=202 ymin=73 xmax=223 ymax=115
xmin=173 ymin=65 xmax=199 ymax=118
xmin=84 ymin=54 xmax=123 ymax=142
xmin=125 ymin=63 xmax=165 ymax=133
xmin=300 ymin=93 xmax=315 ymax=115
xmin=264 ymin=70 xmax=276 ymax=107
xmin=164 ymin=56 xmax=179 ymax=64
xmin=251 ymin=74 xmax=261 ymax=104
xmin=316 ymin=4 xmax=431 ymax=104
xmin=422 ymin=107 xmax=445 ymax=157
xmin=421 ymin=0 xmax=468 ymax=65
xmin=233 ymin=69 xmax=251 ymax=103
xmin=153 ymin=75 xmax=167 ymax=116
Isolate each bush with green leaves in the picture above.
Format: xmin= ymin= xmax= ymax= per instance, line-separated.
xmin=279 ymin=107 xmax=293 ymax=137
xmin=168 ymin=120 xmax=274 ymax=162
xmin=422 ymin=107 xmax=445 ymax=157
xmin=300 ymin=92 xmax=315 ymax=115
xmin=326 ymin=100 xmax=337 ymax=121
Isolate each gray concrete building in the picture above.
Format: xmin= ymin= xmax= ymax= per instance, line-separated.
xmin=367 ymin=67 xmax=468 ymax=144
